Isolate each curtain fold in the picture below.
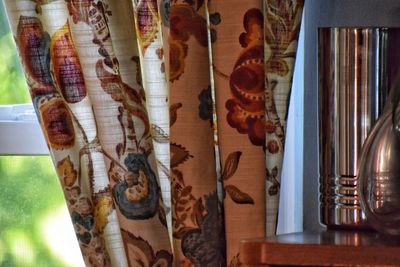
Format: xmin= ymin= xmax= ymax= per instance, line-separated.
xmin=130 ymin=0 xmax=173 ymax=236
xmin=4 ymin=1 xmax=121 ymax=265
xmin=264 ymin=0 xmax=304 ymax=236
xmin=4 ymin=0 xmax=304 ymax=266
xmin=168 ymin=1 xmax=224 ymax=266
xmin=208 ymin=1 xmax=266 ymax=263
xmin=4 ymin=0 xmax=172 ymax=266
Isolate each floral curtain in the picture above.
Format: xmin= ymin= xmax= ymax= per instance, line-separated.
xmin=4 ymin=0 xmax=303 ymax=266
xmin=208 ymin=1 xmax=267 ymax=262
xmin=264 ymin=0 xmax=304 ymax=236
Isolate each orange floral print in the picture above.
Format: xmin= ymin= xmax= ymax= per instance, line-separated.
xmin=226 ymin=8 xmax=265 ymax=147
xmin=169 ymin=3 xmax=212 ymax=81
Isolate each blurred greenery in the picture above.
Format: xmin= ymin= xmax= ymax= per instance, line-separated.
xmin=0 ymin=157 xmax=71 ymax=267
xmin=0 ymin=0 xmax=30 ymax=105
xmin=0 ymin=32 xmax=30 ymax=104
xmin=0 ymin=2 xmax=82 ymax=267
xmin=0 ymin=0 xmax=9 ymax=37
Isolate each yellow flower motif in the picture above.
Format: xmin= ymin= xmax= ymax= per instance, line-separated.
xmin=57 ymin=156 xmax=77 ymax=187
xmin=94 ymin=197 xmax=113 ymax=233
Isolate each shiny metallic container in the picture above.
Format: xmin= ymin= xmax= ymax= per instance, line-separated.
xmin=318 ymin=28 xmax=390 ymax=229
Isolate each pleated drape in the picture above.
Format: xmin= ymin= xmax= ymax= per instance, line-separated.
xmin=264 ymin=0 xmax=304 ymax=236
xmin=4 ymin=1 xmax=172 ymax=266
xmin=4 ymin=0 xmax=304 ymax=266
xmin=168 ymin=1 xmax=224 ymax=266
xmin=208 ymin=0 xmax=266 ymax=263
xmin=130 ymin=0 xmax=173 ymax=235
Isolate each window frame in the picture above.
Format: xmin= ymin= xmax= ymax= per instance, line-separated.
xmin=0 ymin=104 xmax=48 ymax=155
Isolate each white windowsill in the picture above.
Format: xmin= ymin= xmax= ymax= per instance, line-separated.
xmin=0 ymin=104 xmax=49 ymax=155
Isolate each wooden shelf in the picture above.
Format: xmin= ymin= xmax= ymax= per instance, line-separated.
xmin=240 ymin=230 xmax=400 ymax=266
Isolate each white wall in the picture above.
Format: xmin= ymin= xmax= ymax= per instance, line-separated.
xmin=277 ymin=18 xmax=304 ymax=234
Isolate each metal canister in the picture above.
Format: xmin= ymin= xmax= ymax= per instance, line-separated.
xmin=318 ymin=28 xmax=389 ymax=229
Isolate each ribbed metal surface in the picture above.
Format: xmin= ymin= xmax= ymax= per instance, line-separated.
xmin=318 ymin=28 xmax=388 ymax=228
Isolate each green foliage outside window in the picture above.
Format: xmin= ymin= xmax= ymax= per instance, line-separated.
xmin=0 ymin=156 xmax=78 ymax=267
xmin=0 ymin=4 xmax=30 ymax=105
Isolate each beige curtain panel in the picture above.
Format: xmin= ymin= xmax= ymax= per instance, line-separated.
xmin=3 ymin=0 xmax=303 ymax=266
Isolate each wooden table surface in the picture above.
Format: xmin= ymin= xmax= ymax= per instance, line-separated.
xmin=240 ymin=230 xmax=400 ymax=266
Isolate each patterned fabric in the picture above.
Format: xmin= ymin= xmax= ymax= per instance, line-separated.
xmin=4 ymin=1 xmax=172 ymax=266
xmin=131 ymin=0 xmax=173 ymax=237
xmin=168 ymin=1 xmax=224 ymax=266
xmin=4 ymin=0 xmax=303 ymax=266
xmin=264 ymin=0 xmax=304 ymax=236
xmin=208 ymin=1 xmax=266 ymax=264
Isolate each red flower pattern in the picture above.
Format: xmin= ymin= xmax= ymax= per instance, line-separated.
xmin=226 ymin=8 xmax=265 ymax=147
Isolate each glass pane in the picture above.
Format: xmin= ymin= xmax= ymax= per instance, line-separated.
xmin=0 ymin=1 xmax=31 ymax=105
xmin=0 ymin=156 xmax=84 ymax=267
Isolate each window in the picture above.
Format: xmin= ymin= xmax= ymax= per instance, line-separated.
xmin=0 ymin=2 xmax=84 ymax=266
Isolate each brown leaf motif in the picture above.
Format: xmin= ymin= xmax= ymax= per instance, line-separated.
xmin=108 ymin=161 xmax=124 ymax=183
xmin=158 ymin=203 xmax=168 ymax=228
xmin=169 ymin=102 xmax=183 ymax=127
xmin=120 ymin=229 xmax=173 ymax=267
xmin=95 ymin=60 xmax=151 ymax=142
xmin=222 ymin=151 xmax=242 ymax=180
xmin=264 ymin=0 xmax=303 ymax=76
xmin=95 ymin=60 xmax=145 ymax=104
xmin=266 ymin=166 xmax=280 ymax=196
xmin=152 ymin=124 xmax=169 ymax=143
xmin=225 ymin=185 xmax=254 ymax=205
xmin=265 ymin=74 xmax=285 ymax=144
xmin=171 ymin=169 xmax=203 ymax=236
xmin=116 ymin=143 xmax=124 ymax=159
xmin=170 ymin=143 xmax=192 ymax=168
xmin=191 ymin=198 xmax=205 ymax=226
xmin=57 ymin=155 xmax=77 ymax=187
